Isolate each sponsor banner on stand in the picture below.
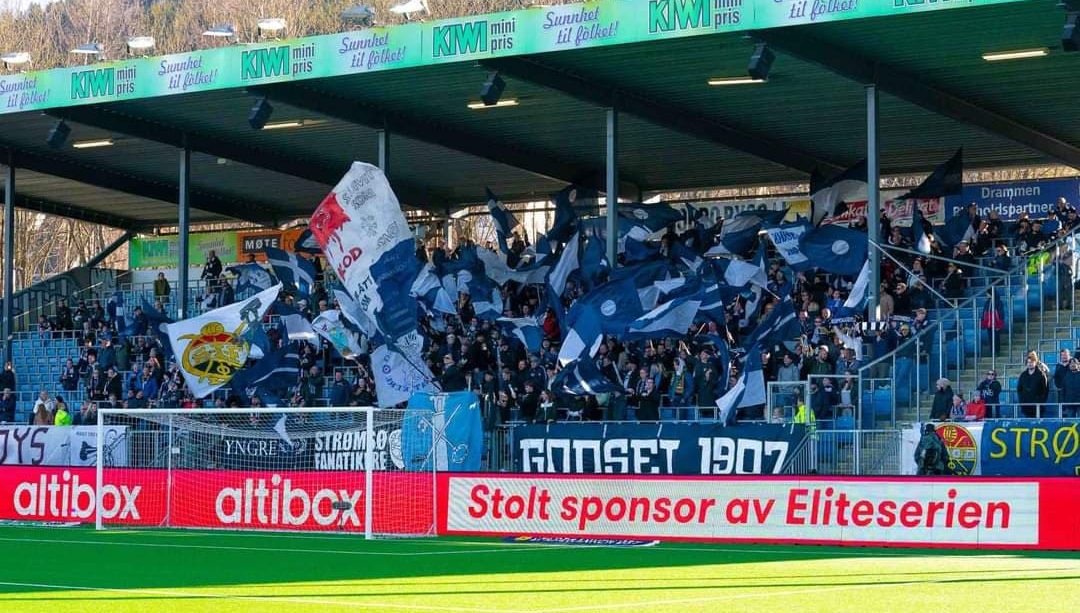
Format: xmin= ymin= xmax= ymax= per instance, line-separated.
xmin=313 ymin=423 xmax=405 ymax=472
xmin=512 ymin=422 xmax=805 ymax=475
xmin=0 ymin=467 xmax=433 ymax=533
xmin=823 ymin=192 xmax=949 ymax=227
xmin=956 ymin=178 xmax=1080 ymax=222
xmin=440 ymin=474 xmax=1080 ymax=550
xmin=981 ymin=420 xmax=1080 ymax=476
xmin=129 ymin=231 xmax=238 ymax=269
xmin=0 ymin=0 xmax=1018 ymax=116
xmin=0 ymin=426 xmax=127 ymax=467
xmin=671 ymin=198 xmax=810 ymax=233
xmin=236 ymin=228 xmax=307 ymax=262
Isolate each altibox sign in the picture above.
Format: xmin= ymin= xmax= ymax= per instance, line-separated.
xmin=438 ymin=475 xmax=1080 ymax=549
xmin=0 ymin=467 xmax=432 ymax=534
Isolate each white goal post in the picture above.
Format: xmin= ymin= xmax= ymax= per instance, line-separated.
xmin=94 ymin=407 xmax=437 ymax=539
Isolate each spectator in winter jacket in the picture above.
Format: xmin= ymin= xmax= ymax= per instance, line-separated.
xmin=777 ymin=353 xmax=801 ymax=382
xmin=1053 ymin=349 xmax=1072 ymax=398
xmin=1017 ymin=352 xmax=1049 ymax=418
xmin=964 ymin=392 xmax=986 ymax=421
xmin=930 ymin=378 xmax=954 ymax=421
xmin=1060 ymin=358 xmax=1080 ymax=418
xmin=975 ymin=370 xmax=1002 ymax=418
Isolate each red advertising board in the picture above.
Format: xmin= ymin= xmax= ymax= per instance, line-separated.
xmin=438 ymin=474 xmax=1080 ymax=550
xmin=0 ymin=467 xmax=433 ymax=534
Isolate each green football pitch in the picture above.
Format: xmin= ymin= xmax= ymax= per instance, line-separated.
xmin=0 ymin=526 xmax=1077 ymax=613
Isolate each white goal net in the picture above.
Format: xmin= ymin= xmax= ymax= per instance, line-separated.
xmin=94 ymin=407 xmax=436 ymax=538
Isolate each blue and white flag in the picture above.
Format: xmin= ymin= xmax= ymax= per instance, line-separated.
xmin=550 ymin=185 xmax=595 ymax=243
xmin=497 ymin=316 xmax=543 ymax=354
xmin=696 ymin=282 xmax=726 ymax=324
xmin=230 ymin=342 xmax=301 ymax=401
xmin=312 ymin=309 xmax=364 ymax=358
xmin=164 ymin=284 xmax=281 ymax=398
xmin=717 ymin=242 xmax=767 ymax=288
xmin=580 ymin=235 xmax=608 ymax=291
xmin=467 ymin=272 xmax=504 ymax=321
xmin=707 ymin=215 xmax=761 ymax=257
xmin=558 ymin=304 xmax=603 ymax=367
xmin=811 ymin=159 xmax=867 ymax=225
xmin=486 ymin=187 xmax=519 ymax=253
xmin=571 ymin=277 xmax=645 ymax=336
xmin=742 ymin=296 xmax=800 ymax=350
xmin=844 ymin=261 xmax=872 ymax=311
xmin=552 ymin=358 xmax=623 ymax=396
xmin=937 ymin=205 xmax=977 ymax=248
xmin=410 ymin=263 xmax=457 ymax=315
xmin=912 ymin=205 xmax=932 ymax=254
xmin=715 ymin=372 xmax=745 ymax=425
xmin=799 ymin=225 xmax=868 ymax=276
xmin=310 ymin=162 xmax=418 ymax=344
xmin=669 ymin=241 xmax=704 ymax=273
xmin=476 ymin=248 xmax=549 ymax=286
xmin=737 ymin=346 xmax=767 ymax=409
xmin=625 ymin=297 xmax=701 ymax=341
xmin=227 ymin=263 xmax=277 ymax=295
xmin=548 ymin=231 xmax=580 ymax=297
xmin=899 ymin=148 xmax=963 ymax=201
xmin=764 ymin=221 xmax=812 ymax=271
xmin=372 ymin=332 xmax=437 ymax=407
xmin=263 ymin=247 xmax=316 ymax=297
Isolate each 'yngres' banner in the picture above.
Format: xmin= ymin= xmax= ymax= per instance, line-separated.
xmin=981 ymin=420 xmax=1080 ymax=476
xmin=513 ymin=422 xmax=805 ymax=475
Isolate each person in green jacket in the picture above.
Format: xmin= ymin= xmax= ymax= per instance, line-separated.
xmin=53 ymin=400 xmax=73 ymax=426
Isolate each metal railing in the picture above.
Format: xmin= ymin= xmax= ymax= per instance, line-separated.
xmin=783 ymin=429 xmax=901 ymax=476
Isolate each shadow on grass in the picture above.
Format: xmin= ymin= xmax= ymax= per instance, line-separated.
xmin=0 ymin=526 xmax=1076 ymax=599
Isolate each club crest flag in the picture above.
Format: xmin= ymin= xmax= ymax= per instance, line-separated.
xmin=310 ymin=162 xmax=416 ymax=339
xmin=165 ymin=284 xmax=281 ymax=398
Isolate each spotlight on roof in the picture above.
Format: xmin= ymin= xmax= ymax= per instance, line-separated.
xmin=126 ymin=36 xmax=155 ymax=55
xmin=389 ymin=0 xmax=430 ymax=22
xmin=203 ymin=24 xmax=236 ymax=38
xmin=257 ymin=18 xmax=287 ymax=38
xmin=47 ymin=120 xmax=71 ymax=149
xmin=981 ymin=48 xmax=1049 ymax=61
xmin=1065 ymin=13 xmax=1079 ymax=52
xmin=342 ymin=5 xmax=377 ymax=26
xmin=747 ymin=43 xmax=774 ymax=82
xmin=71 ymin=43 xmax=104 ymax=56
xmin=248 ymin=97 xmax=274 ymax=130
xmin=0 ymin=51 xmax=30 ymax=70
xmin=479 ymin=72 xmax=506 ymax=107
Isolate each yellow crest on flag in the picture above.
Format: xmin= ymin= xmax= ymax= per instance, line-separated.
xmin=179 ymin=322 xmax=249 ymax=385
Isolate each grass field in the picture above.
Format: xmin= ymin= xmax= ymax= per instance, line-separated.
xmin=0 ymin=526 xmax=1077 ymax=612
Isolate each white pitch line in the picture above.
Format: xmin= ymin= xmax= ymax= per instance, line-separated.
xmin=532 ymin=568 xmax=1080 ymax=613
xmin=0 ymin=536 xmax=604 ymax=558
xmin=0 ymin=581 xmax=521 ymax=613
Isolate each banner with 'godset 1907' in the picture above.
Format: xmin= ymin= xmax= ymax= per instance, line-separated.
xmin=0 ymin=467 xmax=433 ymax=533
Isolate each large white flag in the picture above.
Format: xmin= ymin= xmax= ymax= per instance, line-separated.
xmin=310 ymin=162 xmax=416 ymax=339
xmin=311 ymin=309 xmax=364 ymax=359
xmin=165 ymin=284 xmax=281 ymax=398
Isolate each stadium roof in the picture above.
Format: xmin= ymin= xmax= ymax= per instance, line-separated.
xmin=0 ymin=0 xmax=1075 ymax=230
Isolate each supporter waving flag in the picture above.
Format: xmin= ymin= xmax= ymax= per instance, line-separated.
xmin=551 ymin=358 xmax=623 ymax=396
xmin=263 ymin=247 xmax=315 ymax=297
xmin=798 ymin=225 xmax=868 ymax=276
xmin=810 ymin=159 xmax=867 ymax=225
xmin=485 ymin=187 xmax=519 ymax=254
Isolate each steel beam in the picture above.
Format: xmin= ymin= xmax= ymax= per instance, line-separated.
xmin=0 ymin=190 xmax=141 ymax=230
xmin=482 ymin=57 xmax=844 ymax=176
xmin=178 ymin=138 xmax=190 ymax=320
xmin=84 ymin=230 xmax=136 ymax=268
xmin=606 ymin=107 xmax=619 ymax=269
xmin=867 ymin=85 xmax=881 ymax=320
xmin=249 ymin=82 xmax=611 ymax=191
xmin=754 ymin=29 xmax=1080 ymax=170
xmin=3 ymin=152 xmax=13 ymax=364
xmin=47 ymin=105 xmax=442 ymax=209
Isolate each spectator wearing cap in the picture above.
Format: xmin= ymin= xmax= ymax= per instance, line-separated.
xmin=930 ymin=378 xmax=953 ymax=421
xmin=976 ymin=370 xmax=1002 ymax=418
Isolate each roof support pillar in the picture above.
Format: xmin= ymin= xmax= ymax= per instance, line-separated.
xmin=377 ymin=124 xmax=390 ymax=174
xmin=178 ymin=135 xmax=191 ymax=320
xmin=3 ymin=151 xmax=14 ymax=364
xmin=606 ymin=106 xmax=619 ymax=270
xmin=866 ymin=85 xmax=881 ymax=321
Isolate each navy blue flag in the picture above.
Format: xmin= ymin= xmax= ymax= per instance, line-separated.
xmin=811 ymin=159 xmax=867 ymax=225
xmin=264 ymin=247 xmax=316 ymax=297
xmin=571 ymin=277 xmax=645 ymax=336
xmin=293 ymin=228 xmax=322 ymax=255
xmin=552 ymin=358 xmax=623 ymax=396
xmin=740 ymin=207 xmax=788 ymax=227
xmin=125 ymin=300 xmax=175 ymax=358
xmin=369 ymin=239 xmax=423 ymax=342
xmin=580 ymin=234 xmax=608 ymax=291
xmin=550 ymin=185 xmax=597 ymax=244
xmin=669 ymin=240 xmax=704 ymax=272
xmin=618 ymin=204 xmax=684 ymax=233
xmin=486 ymin=187 xmax=519 ymax=254
xmin=558 ymin=302 xmax=603 ymax=366
xmin=742 ymin=297 xmax=800 ymax=351
xmin=230 ymin=342 xmax=301 ymax=401
xmin=709 ymin=215 xmax=761 ymax=257
xmin=937 ymin=206 xmax=977 ymax=248
xmin=497 ymin=315 xmax=544 ymax=354
xmin=899 ymin=148 xmax=963 ymax=200
xmin=799 ymin=225 xmax=868 ymax=276
xmin=911 ymin=205 xmax=932 ymax=254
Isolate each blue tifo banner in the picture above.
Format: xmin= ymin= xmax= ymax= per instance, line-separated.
xmin=511 ymin=422 xmax=806 ymax=475
xmin=980 ymin=420 xmax=1080 ymax=477
xmin=405 ymin=392 xmax=484 ymax=471
xmin=949 ymin=178 xmax=1080 ymax=222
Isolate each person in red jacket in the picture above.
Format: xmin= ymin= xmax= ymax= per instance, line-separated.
xmin=964 ymin=391 xmax=986 ymax=421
